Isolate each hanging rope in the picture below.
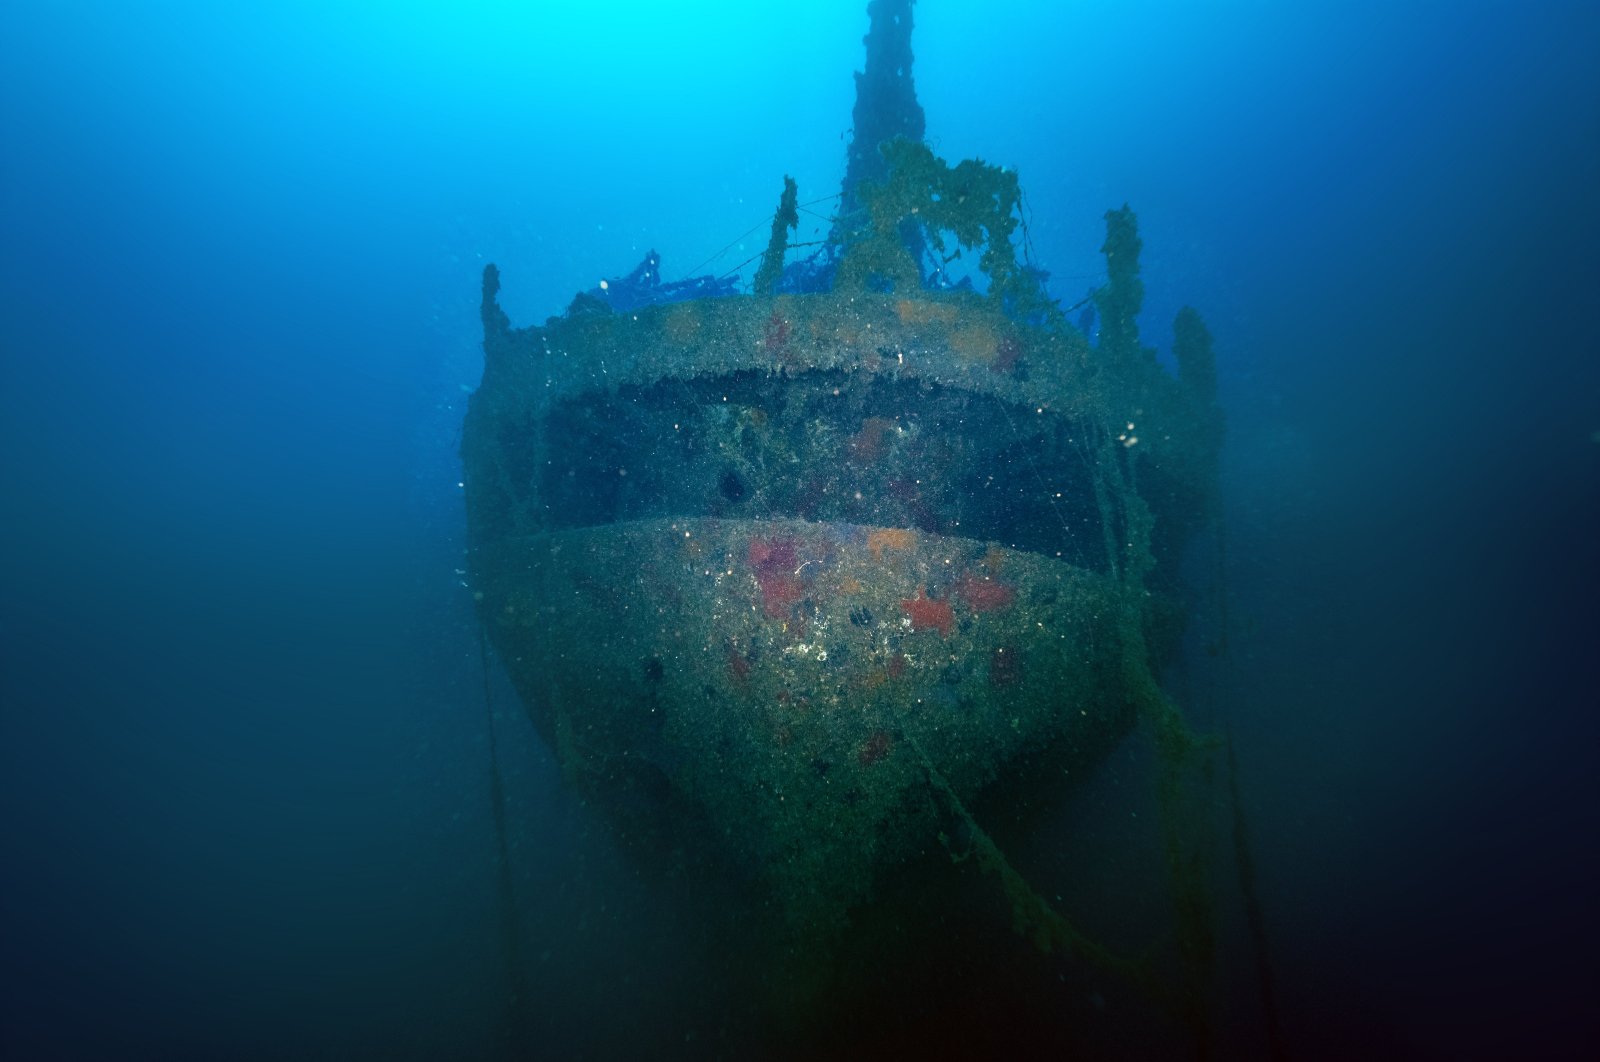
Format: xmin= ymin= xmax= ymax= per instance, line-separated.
xmin=909 ymin=737 xmax=1145 ymax=985
xmin=1209 ymin=516 xmax=1291 ymax=1060
xmin=680 ymin=193 xmax=845 ymax=282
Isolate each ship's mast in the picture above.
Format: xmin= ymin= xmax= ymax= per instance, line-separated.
xmin=834 ymin=0 xmax=925 ymax=244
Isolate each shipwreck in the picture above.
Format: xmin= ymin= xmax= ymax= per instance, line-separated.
xmin=461 ymin=0 xmax=1228 ymax=1043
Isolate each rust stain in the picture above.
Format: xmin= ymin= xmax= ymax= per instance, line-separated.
xmin=867 ymin=527 xmax=916 ymax=560
xmin=901 ymin=588 xmax=954 ymax=637
xmin=955 ymin=572 xmax=1017 ymax=612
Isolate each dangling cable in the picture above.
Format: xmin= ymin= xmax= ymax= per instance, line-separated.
xmin=478 ymin=619 xmax=531 ymax=1046
xmin=1211 ymin=517 xmax=1290 ymax=1060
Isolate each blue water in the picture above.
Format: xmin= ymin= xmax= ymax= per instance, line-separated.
xmin=3 ymin=1 xmax=1596 ymax=1057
